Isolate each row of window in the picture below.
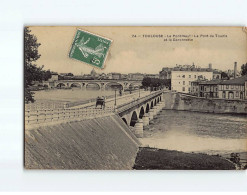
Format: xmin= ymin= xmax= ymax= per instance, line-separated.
xmin=181 ymin=87 xmax=191 ymax=92
xmin=191 ymin=84 xmax=243 ymax=92
xmin=200 ymin=86 xmax=218 ymax=92
xmin=222 ymin=91 xmax=243 ymax=98
xmin=202 ymin=92 xmax=219 ymax=98
xmin=178 ymin=81 xmax=191 ymax=85
xmin=198 ymin=91 xmax=244 ymax=99
xmin=177 ymin=75 xmax=197 ymax=79
xmin=178 ymin=83 xmax=245 ymax=95
xmin=220 ymin=85 xmax=242 ymax=90
xmin=179 ymin=82 xmax=243 ymax=90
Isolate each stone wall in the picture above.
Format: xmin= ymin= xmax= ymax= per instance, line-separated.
xmin=25 ymin=114 xmax=140 ymax=169
xmin=163 ymin=91 xmax=247 ymax=114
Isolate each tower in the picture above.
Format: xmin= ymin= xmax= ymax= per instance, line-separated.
xmin=234 ymin=62 xmax=237 ymax=78
xmin=208 ymin=63 xmax=212 ymax=70
xmin=90 ymin=69 xmax=97 ymax=77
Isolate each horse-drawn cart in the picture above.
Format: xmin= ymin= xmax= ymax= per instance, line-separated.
xmin=95 ymin=97 xmax=105 ymax=109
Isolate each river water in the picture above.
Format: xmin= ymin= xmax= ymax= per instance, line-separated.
xmin=141 ymin=109 xmax=247 ymax=156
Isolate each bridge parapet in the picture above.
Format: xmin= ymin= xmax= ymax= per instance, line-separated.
xmin=25 ymin=106 xmax=114 ymax=127
xmin=116 ymin=90 xmax=163 ymax=114
xmin=25 ymin=90 xmax=164 ymax=129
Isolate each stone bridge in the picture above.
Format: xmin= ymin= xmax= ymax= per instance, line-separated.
xmin=26 ymin=87 xmax=166 ymax=138
xmin=116 ymin=90 xmax=165 ymax=137
xmin=44 ymin=79 xmax=142 ymax=90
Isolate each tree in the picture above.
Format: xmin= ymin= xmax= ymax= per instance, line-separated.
xmin=141 ymin=77 xmax=170 ymax=90
xmin=241 ymin=63 xmax=247 ymax=76
xmin=221 ymin=72 xmax=229 ymax=80
xmin=162 ymin=79 xmax=171 ymax=89
xmin=42 ymin=70 xmax=52 ymax=81
xmin=24 ymin=27 xmax=51 ymax=103
xmin=142 ymin=77 xmax=152 ymax=90
xmin=66 ymin=73 xmax=74 ymax=76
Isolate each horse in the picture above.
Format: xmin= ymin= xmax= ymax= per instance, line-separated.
xmin=95 ymin=97 xmax=105 ymax=109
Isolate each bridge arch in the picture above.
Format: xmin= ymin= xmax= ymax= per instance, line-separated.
xmin=86 ymin=83 xmax=100 ymax=90
xmin=154 ymin=99 xmax=157 ymax=106
xmin=146 ymin=103 xmax=150 ymax=113
xmin=139 ymin=106 xmax=145 ymax=119
xmin=128 ymin=82 xmax=142 ymax=90
xmin=70 ymin=82 xmax=82 ymax=88
xmin=122 ymin=117 xmax=128 ymax=125
xmin=150 ymin=101 xmax=154 ymax=108
xmin=105 ymin=82 xmax=124 ymax=91
xmin=130 ymin=111 xmax=138 ymax=127
xmin=56 ymin=83 xmax=66 ymax=88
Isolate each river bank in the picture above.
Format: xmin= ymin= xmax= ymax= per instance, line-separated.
xmin=163 ymin=91 xmax=247 ymax=114
xmin=133 ymin=147 xmax=236 ymax=170
xmin=137 ymin=108 xmax=247 ymax=169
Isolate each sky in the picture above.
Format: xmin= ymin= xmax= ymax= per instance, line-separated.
xmin=29 ymin=26 xmax=247 ymax=75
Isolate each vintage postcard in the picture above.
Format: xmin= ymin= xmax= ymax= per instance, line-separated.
xmin=24 ymin=26 xmax=247 ymax=170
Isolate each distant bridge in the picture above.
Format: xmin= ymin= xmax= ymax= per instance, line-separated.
xmin=44 ymin=79 xmax=143 ymax=90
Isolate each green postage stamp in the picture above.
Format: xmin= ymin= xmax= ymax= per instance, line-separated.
xmin=69 ymin=29 xmax=112 ymax=69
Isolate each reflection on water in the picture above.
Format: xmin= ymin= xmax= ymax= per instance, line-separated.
xmin=141 ymin=110 xmax=247 ymax=155
xmin=34 ymin=89 xmax=115 ymax=102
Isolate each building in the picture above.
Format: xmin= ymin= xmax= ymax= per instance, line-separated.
xmin=197 ymin=80 xmax=221 ymax=98
xmin=90 ymin=69 xmax=98 ymax=78
xmin=109 ymin=73 xmax=121 ymax=80
xmin=98 ymin=73 xmax=107 ymax=80
xmin=190 ymin=80 xmax=199 ymax=96
xmin=171 ymin=69 xmax=213 ymax=93
xmin=128 ymin=73 xmax=144 ymax=80
xmin=159 ymin=67 xmax=172 ymax=80
xmin=194 ymin=75 xmax=247 ymax=100
xmin=73 ymin=75 xmax=84 ymax=79
xmin=161 ymin=63 xmax=226 ymax=81
xmin=213 ymin=70 xmax=221 ymax=80
xmin=107 ymin=73 xmax=113 ymax=79
xmin=121 ymin=74 xmax=128 ymax=80
xmin=144 ymin=74 xmax=159 ymax=79
xmin=82 ymin=74 xmax=93 ymax=79
xmin=162 ymin=63 xmax=223 ymax=93
xmin=217 ymin=75 xmax=246 ymax=100
xmin=226 ymin=62 xmax=241 ymax=79
xmin=190 ymin=79 xmax=207 ymax=96
xmin=48 ymin=74 xmax=59 ymax=81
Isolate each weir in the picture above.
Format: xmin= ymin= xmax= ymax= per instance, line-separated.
xmin=25 ymin=90 xmax=165 ymax=169
xmin=25 ymin=114 xmax=140 ymax=169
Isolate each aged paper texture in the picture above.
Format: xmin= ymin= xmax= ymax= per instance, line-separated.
xmin=24 ymin=26 xmax=247 ymax=170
